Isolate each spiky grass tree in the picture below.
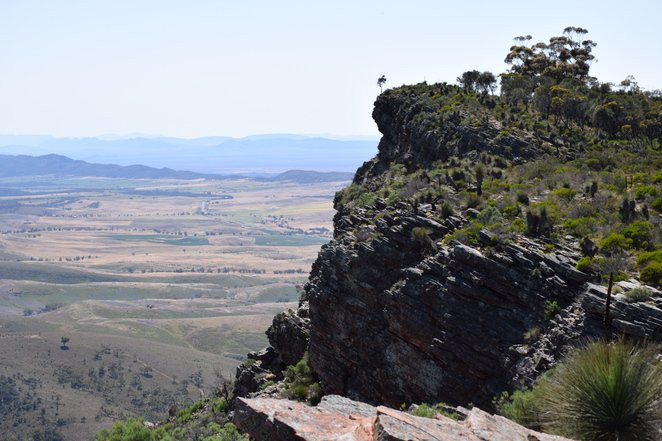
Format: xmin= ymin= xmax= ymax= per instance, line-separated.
xmin=541 ymin=339 xmax=661 ymax=440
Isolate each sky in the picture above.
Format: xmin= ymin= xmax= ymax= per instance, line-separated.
xmin=0 ymin=0 xmax=660 ymax=138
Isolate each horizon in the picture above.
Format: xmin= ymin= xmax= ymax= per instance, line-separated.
xmin=2 ymin=0 xmax=661 ymax=138
xmin=0 ymin=132 xmax=381 ymax=141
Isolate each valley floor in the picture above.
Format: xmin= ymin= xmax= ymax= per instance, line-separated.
xmin=0 ymin=175 xmax=344 ymax=440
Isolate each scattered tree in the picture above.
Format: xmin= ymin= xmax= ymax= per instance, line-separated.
xmin=377 ymin=75 xmax=387 ymax=93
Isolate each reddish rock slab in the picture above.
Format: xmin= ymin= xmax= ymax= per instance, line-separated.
xmin=233 ymin=396 xmax=374 ymax=441
xmin=374 ymin=406 xmax=480 ymax=441
xmin=463 ymin=407 xmax=570 ymax=441
xmin=233 ymin=395 xmax=574 ymax=441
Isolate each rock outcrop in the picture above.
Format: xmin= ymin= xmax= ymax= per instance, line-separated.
xmin=233 ymin=85 xmax=662 ymax=415
xmin=233 ymin=395 xmax=572 ymax=441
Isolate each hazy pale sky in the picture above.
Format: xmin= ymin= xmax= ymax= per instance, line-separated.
xmin=1 ymin=0 xmax=660 ymax=138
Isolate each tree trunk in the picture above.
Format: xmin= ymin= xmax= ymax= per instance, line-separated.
xmin=603 ymin=272 xmax=614 ymax=329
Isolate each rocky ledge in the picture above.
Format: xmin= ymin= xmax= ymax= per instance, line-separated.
xmin=235 ymin=203 xmax=662 ymax=409
xmin=233 ymin=395 xmax=571 ymax=441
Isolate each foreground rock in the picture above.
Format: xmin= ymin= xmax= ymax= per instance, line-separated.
xmin=233 ymin=395 xmax=571 ymax=441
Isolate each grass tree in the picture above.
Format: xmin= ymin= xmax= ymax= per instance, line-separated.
xmin=541 ymin=339 xmax=662 ymax=441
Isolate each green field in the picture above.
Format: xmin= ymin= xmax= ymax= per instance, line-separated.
xmin=0 ymin=261 xmax=131 ymax=284
xmin=108 ymin=234 xmax=210 ymax=246
xmin=254 ymin=234 xmax=329 ymax=246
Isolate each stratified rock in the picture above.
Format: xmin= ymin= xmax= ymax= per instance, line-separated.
xmin=234 ymin=84 xmax=662 ymax=411
xmin=306 ymin=234 xmax=591 ymax=408
xmin=267 ymin=308 xmax=310 ymax=366
xmin=233 ymin=395 xmax=574 ymax=441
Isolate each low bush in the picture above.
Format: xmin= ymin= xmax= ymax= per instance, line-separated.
xmin=623 ymin=220 xmax=654 ymax=249
xmin=634 ymin=185 xmax=657 ymax=200
xmin=624 ymin=287 xmax=653 ymax=302
xmin=551 ymin=187 xmax=577 ymax=200
xmin=598 ymin=233 xmax=632 ymax=252
xmin=496 ymin=380 xmax=549 ymax=430
xmin=94 ymin=418 xmax=170 ymax=441
xmin=409 ymin=403 xmax=458 ymax=420
xmin=283 ymin=352 xmax=322 ymax=404
xmin=575 ymin=256 xmax=593 ymax=273
xmin=516 ymin=191 xmax=530 ymax=205
xmin=651 ymin=197 xmax=662 ymax=212
xmin=543 ymin=300 xmax=560 ymax=320
xmin=635 ymin=249 xmax=662 ymax=268
xmin=201 ymin=423 xmax=247 ymax=441
xmin=440 ymin=200 xmax=454 ymax=218
xmin=640 ymin=261 xmax=662 ymax=287
xmin=411 ymin=227 xmax=432 ymax=243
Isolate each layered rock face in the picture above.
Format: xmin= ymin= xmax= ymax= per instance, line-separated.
xmin=234 ymin=86 xmax=662 ymax=411
xmin=233 ymin=395 xmax=572 ymax=441
xmin=355 ymin=84 xmax=543 ymax=185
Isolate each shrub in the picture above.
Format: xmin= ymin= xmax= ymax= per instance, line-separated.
xmin=651 ymin=197 xmax=662 ymax=212
xmin=202 ymin=423 xmax=247 ymax=441
xmin=440 ymin=201 xmax=454 ymax=218
xmin=623 ymin=220 xmax=653 ymax=249
xmin=464 ymin=193 xmax=481 ymax=209
xmin=635 ymin=249 xmax=662 ymax=268
xmin=575 ymin=256 xmax=593 ymax=273
xmin=523 ymin=327 xmax=540 ymax=341
xmin=634 ymin=185 xmax=657 ymax=200
xmin=598 ymin=233 xmax=632 ymax=253
xmin=356 ymin=191 xmax=377 ymax=207
xmin=516 ymin=191 xmax=530 ymax=205
xmin=585 ymin=158 xmax=601 ymax=171
xmin=502 ymin=203 xmax=520 ymax=218
xmin=94 ymin=418 xmax=168 ymax=441
xmin=640 ymin=261 xmax=662 ymax=287
xmin=211 ymin=397 xmax=229 ymax=414
xmin=562 ymin=217 xmax=597 ymax=237
xmin=496 ymin=380 xmax=549 ymax=430
xmin=476 ymin=206 xmax=502 ymax=225
xmin=540 ymin=339 xmax=662 ymax=441
xmin=283 ymin=352 xmax=322 ymax=404
xmin=411 ymin=227 xmax=432 ymax=243
xmin=624 ymin=287 xmax=653 ymax=303
xmin=552 ymin=187 xmax=577 ymax=200
xmin=543 ymin=300 xmax=560 ymax=320
xmin=409 ymin=403 xmax=458 ymax=420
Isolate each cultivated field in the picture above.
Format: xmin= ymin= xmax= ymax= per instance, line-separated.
xmin=0 ymin=175 xmax=346 ymax=440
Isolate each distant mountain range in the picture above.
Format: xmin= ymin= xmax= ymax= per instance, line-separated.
xmin=0 ymin=134 xmax=377 ymax=174
xmin=0 ymin=154 xmax=354 ymax=183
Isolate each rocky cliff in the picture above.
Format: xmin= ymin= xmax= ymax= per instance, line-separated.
xmin=234 ymin=83 xmax=662 ymax=413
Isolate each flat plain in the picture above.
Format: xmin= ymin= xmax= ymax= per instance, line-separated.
xmin=0 ymin=175 xmax=345 ymax=440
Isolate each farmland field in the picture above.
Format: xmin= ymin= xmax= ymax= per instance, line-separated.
xmin=0 ymin=174 xmax=347 ymax=440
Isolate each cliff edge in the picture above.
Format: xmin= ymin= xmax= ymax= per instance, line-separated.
xmin=234 ymin=83 xmax=662 ymax=413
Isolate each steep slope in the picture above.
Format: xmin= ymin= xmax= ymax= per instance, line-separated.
xmin=234 ymin=83 xmax=662 ymax=411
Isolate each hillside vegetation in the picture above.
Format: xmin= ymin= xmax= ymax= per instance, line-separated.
xmin=339 ymin=27 xmax=661 ymax=288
